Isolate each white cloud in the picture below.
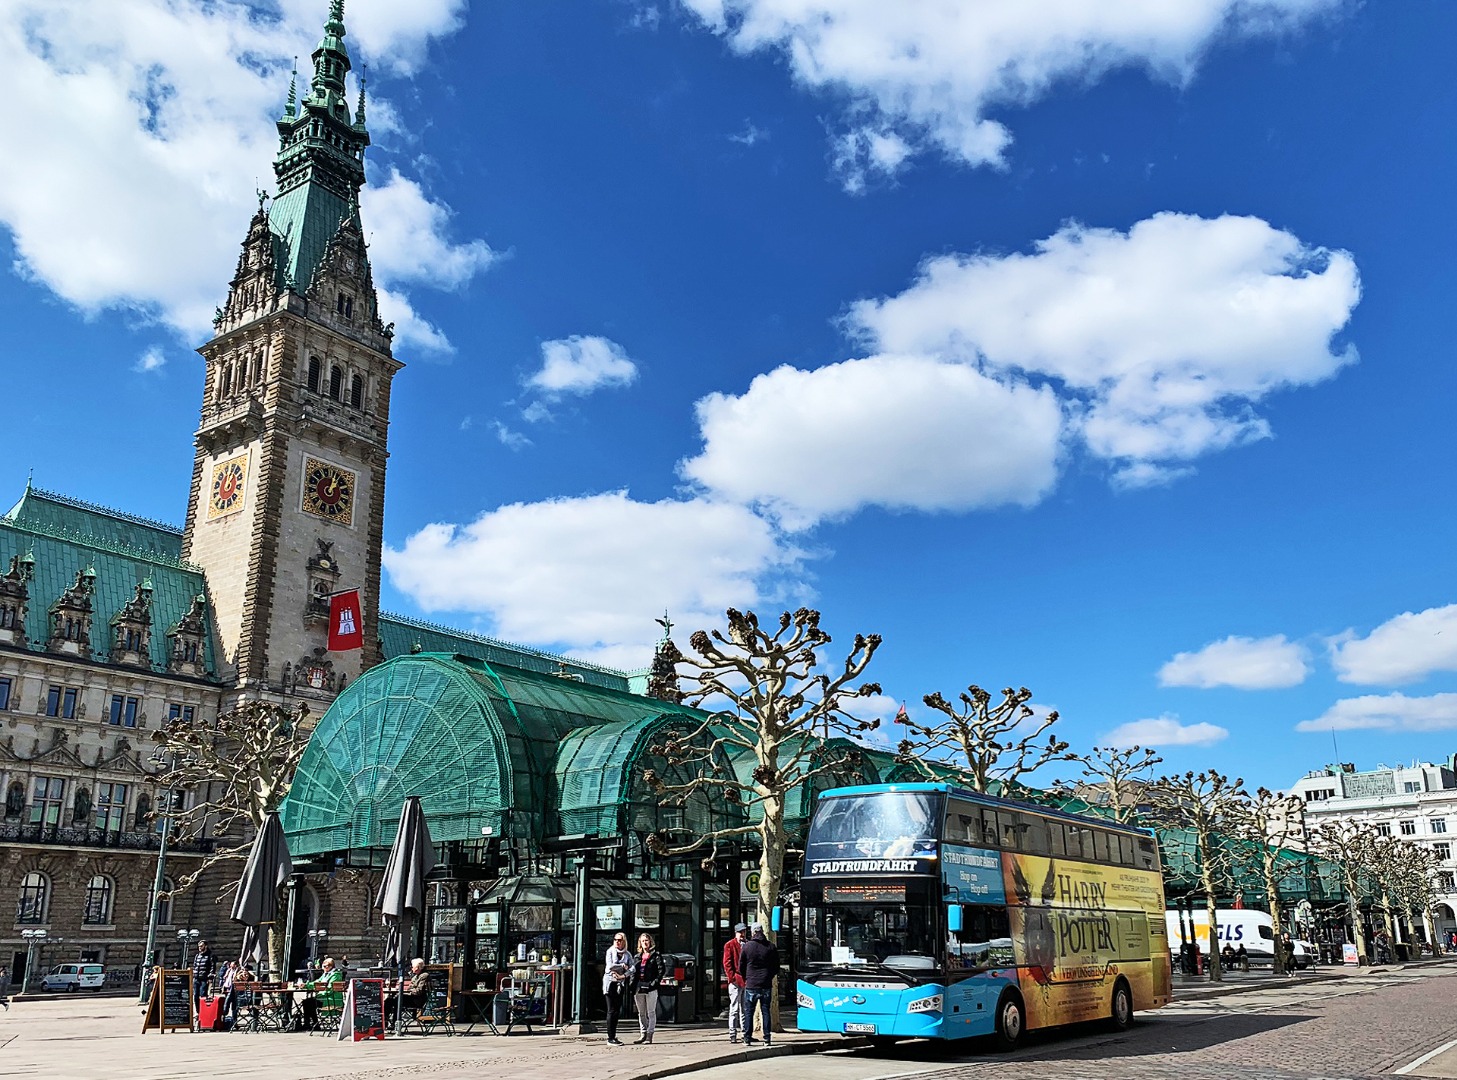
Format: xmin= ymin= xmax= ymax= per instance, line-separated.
xmin=526 ymin=336 xmax=640 ymax=397
xmin=681 ymin=354 xmax=1063 ymax=530
xmin=361 ymin=168 xmax=498 ymax=291
xmin=383 ymin=492 xmax=801 ymax=657
xmin=1159 ymin=634 xmax=1311 ymax=690
xmin=1104 ymin=715 xmax=1230 ymax=747
xmin=276 ymin=0 xmax=467 ymax=77
xmin=679 ymin=0 xmax=1340 ymax=188
xmin=492 ymin=422 xmax=532 ymax=451
xmin=849 ymin=213 xmax=1359 ymax=481
xmin=1296 ymin=693 xmax=1457 ymax=733
xmin=375 ymin=287 xmax=453 ymax=355
xmin=134 ymin=347 xmax=166 ymax=375
xmin=728 ymin=121 xmax=769 ymax=147
xmin=0 ymin=1 xmax=482 ymax=348
xmin=1330 ymin=604 xmax=1457 ymax=686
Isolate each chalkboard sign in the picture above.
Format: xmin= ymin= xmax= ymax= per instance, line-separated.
xmin=141 ymin=968 xmax=194 ymax=1033
xmin=337 ymin=978 xmax=386 ymax=1041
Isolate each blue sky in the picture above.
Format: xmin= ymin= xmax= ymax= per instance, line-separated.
xmin=1 ymin=0 xmax=1455 ymax=790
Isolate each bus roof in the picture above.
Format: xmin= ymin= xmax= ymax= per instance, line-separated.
xmin=817 ymin=782 xmax=1156 ymax=837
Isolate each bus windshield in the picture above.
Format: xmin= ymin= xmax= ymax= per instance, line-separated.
xmin=805 ymin=791 xmax=943 ymax=864
xmin=799 ymin=879 xmax=940 ymax=970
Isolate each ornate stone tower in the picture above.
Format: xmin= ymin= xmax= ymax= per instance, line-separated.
xmin=182 ymin=0 xmax=401 ymax=697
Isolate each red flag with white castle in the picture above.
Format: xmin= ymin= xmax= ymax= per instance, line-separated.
xmin=328 ymin=590 xmax=364 ymax=651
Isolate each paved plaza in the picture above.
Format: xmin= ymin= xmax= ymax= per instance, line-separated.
xmin=4 ymin=962 xmax=1456 ymax=1080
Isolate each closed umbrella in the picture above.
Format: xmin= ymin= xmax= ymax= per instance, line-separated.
xmin=375 ymin=796 xmax=436 ymax=1034
xmin=230 ymin=811 xmax=293 ymax=977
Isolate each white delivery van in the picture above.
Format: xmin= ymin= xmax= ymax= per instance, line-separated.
xmin=41 ymin=963 xmax=105 ymax=991
xmin=1164 ymin=909 xmax=1312 ymax=969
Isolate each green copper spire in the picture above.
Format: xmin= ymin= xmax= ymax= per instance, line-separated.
xmin=267 ymin=0 xmax=371 ymax=296
xmin=354 ymin=67 xmax=367 ymax=129
xmin=283 ymin=60 xmax=298 ymax=119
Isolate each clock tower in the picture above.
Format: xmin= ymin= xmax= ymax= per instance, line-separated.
xmin=181 ymin=0 xmax=401 ymax=698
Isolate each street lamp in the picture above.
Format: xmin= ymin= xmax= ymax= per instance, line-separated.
xmin=138 ymin=747 xmax=192 ymax=1005
xmin=20 ymin=929 xmax=48 ymax=993
xmin=307 ymin=929 xmax=328 ymax=966
xmin=177 ymin=928 xmax=201 ymax=968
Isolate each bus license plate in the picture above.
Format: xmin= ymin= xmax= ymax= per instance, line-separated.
xmin=844 ymin=1023 xmax=877 ymax=1034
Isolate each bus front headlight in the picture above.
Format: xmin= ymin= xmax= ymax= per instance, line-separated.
xmin=906 ymin=993 xmax=943 ymax=1014
xmin=796 ymin=991 xmax=815 ymax=1009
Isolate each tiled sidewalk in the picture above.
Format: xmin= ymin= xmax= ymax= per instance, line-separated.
xmin=0 ymin=995 xmax=844 ymax=1080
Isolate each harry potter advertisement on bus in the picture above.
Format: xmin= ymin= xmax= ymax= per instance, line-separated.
xmin=1001 ymin=854 xmax=1165 ymax=1029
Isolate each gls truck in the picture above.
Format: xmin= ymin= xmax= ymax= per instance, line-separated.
xmin=1164 ymin=909 xmax=1313 ymax=969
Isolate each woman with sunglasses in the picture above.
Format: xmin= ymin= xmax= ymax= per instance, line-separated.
xmin=602 ymin=932 xmax=631 ymax=1045
xmin=628 ymin=932 xmax=665 ymax=1045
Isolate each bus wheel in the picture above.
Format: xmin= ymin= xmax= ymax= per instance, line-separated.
xmin=869 ymin=1036 xmax=900 ymax=1049
xmin=1108 ymin=980 xmax=1133 ymax=1032
xmin=994 ymin=992 xmax=1025 ymax=1050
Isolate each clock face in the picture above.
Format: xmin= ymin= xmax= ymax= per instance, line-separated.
xmin=207 ymin=455 xmax=248 ymax=519
xmin=301 ymin=457 xmax=356 ymax=526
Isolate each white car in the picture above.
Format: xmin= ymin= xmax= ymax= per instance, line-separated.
xmin=41 ymin=963 xmax=105 ymax=991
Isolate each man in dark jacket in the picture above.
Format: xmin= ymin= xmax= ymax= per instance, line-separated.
xmin=191 ymin=941 xmax=215 ymax=1006
xmin=739 ymin=924 xmax=780 ymax=1046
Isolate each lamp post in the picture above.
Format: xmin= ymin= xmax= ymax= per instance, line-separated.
xmin=177 ymin=928 xmax=201 ymax=969
xmin=138 ymin=747 xmax=190 ymax=1005
xmin=307 ymin=929 xmax=328 ymax=967
xmin=20 ymin=929 xmax=47 ymax=993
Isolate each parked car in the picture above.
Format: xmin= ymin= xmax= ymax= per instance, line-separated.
xmin=41 ymin=963 xmax=105 ymax=991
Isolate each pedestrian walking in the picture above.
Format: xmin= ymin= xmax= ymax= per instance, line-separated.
xmin=191 ymin=941 xmax=215 ymax=1005
xmin=0 ymin=964 xmax=9 ymax=1010
xmin=723 ymin=923 xmax=748 ymax=1043
xmin=740 ymin=923 xmax=780 ymax=1047
xmin=603 ymin=932 xmax=631 ymax=1046
xmin=628 ymin=932 xmax=664 ymax=1045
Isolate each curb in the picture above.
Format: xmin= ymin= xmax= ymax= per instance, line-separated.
xmin=630 ymin=1035 xmax=863 ymax=1080
xmin=1172 ymin=956 xmax=1457 ymax=1002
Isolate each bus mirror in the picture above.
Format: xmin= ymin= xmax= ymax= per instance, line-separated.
xmin=947 ymin=904 xmax=964 ymax=934
xmin=771 ymin=906 xmax=783 ymax=933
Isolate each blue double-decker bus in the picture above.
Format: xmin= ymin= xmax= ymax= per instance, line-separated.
xmin=792 ymin=783 xmax=1172 ymax=1046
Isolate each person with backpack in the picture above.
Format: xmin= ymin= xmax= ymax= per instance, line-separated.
xmin=739 ymin=923 xmax=780 ymax=1047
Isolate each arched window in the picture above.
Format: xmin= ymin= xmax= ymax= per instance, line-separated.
xmin=157 ymin=876 xmax=174 ymax=927
xmin=350 ymin=373 xmax=363 ymax=409
xmin=254 ymin=352 xmax=266 ymax=384
xmin=83 ymin=875 xmax=114 ymax=925
xmin=134 ymin=792 xmax=152 ymax=830
xmin=17 ymin=871 xmax=48 ymax=924
xmin=329 ymin=365 xmax=342 ymax=401
xmin=307 ymin=356 xmax=321 ymax=393
xmin=221 ymin=362 xmax=233 ymax=398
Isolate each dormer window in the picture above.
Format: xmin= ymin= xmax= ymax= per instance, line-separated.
xmin=166 ymin=594 xmax=208 ymax=677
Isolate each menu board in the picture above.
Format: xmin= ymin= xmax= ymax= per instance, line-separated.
xmin=338 ymin=978 xmax=386 ymax=1041
xmin=141 ymin=968 xmax=194 ymax=1033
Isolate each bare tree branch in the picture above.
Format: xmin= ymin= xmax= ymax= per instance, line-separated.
xmin=895 ymin=684 xmax=1074 ymax=793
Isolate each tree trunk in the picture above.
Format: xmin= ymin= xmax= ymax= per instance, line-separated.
xmin=1345 ymin=877 xmax=1368 ymax=964
xmin=1201 ymin=864 xmax=1222 ymax=983
xmin=1264 ymin=856 xmax=1285 ymax=976
xmin=755 ymin=787 xmax=788 ymax=1033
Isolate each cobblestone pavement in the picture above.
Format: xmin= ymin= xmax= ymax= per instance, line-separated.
xmin=693 ymin=965 xmax=1457 ymax=1080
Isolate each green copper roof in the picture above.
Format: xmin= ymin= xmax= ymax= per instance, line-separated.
xmin=0 ymin=487 xmax=217 ymax=679
xmin=267 ymin=0 xmax=369 ymax=295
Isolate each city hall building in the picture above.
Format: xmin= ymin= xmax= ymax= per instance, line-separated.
xmin=0 ymin=2 xmax=879 ymax=1013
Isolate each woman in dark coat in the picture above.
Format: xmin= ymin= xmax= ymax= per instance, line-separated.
xmin=628 ymin=932 xmax=665 ymax=1044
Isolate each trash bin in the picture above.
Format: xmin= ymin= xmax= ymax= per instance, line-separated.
xmin=655 ymin=954 xmax=696 ymax=1024
xmin=197 ymin=995 xmax=222 ymax=1031
xmin=492 ymin=992 xmax=512 ymax=1029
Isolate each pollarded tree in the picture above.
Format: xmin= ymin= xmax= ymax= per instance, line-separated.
xmin=1145 ymin=770 xmax=1248 ymax=982
xmin=1387 ymin=841 xmax=1443 ymax=954
xmin=1311 ymin=819 xmax=1377 ymax=963
xmin=895 ymin=684 xmax=1074 ymax=794
xmin=1062 ymin=745 xmax=1163 ymax=824
xmin=1228 ymin=787 xmax=1306 ymax=975
xmin=153 ymin=700 xmax=312 ymax=971
xmin=648 ymin=608 xmax=882 ymax=932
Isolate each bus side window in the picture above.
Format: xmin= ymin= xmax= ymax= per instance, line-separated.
xmin=1092 ymin=829 xmax=1111 ymax=863
xmin=1118 ymin=834 xmax=1136 ymax=866
xmin=1019 ymin=813 xmax=1051 ymax=856
xmin=1049 ymin=821 xmax=1068 ymax=857
xmin=1000 ymin=814 xmax=1020 ymax=851
xmin=1138 ymin=838 xmax=1157 ymax=869
xmin=980 ymin=810 xmax=1001 ymax=849
xmin=1069 ymin=824 xmax=1094 ymax=861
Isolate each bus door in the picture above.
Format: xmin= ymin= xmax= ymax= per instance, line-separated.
xmin=946 ymin=904 xmax=1015 ymax=1034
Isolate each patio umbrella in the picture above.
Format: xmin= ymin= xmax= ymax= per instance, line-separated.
xmin=374 ymin=796 xmax=436 ymax=1034
xmin=230 ymin=811 xmax=293 ymax=976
